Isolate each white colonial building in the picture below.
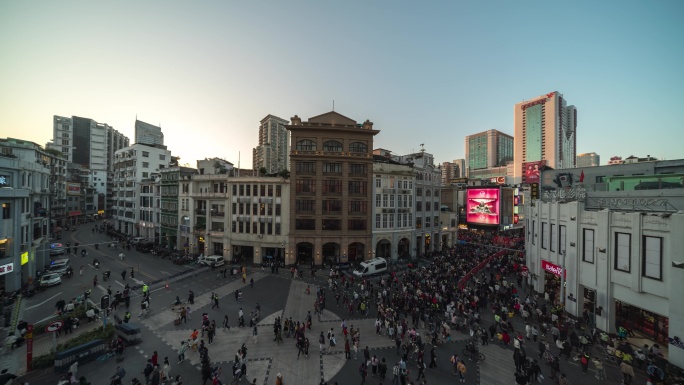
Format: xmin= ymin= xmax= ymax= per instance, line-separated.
xmin=525 ymin=188 xmax=684 ymax=368
xmin=178 ymin=168 xmax=290 ymax=265
xmin=112 ymin=144 xmax=171 ymax=236
xmin=371 ymin=154 xmax=415 ymax=260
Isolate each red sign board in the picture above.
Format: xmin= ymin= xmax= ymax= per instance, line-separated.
xmin=26 ymin=324 xmax=33 ymax=372
xmin=45 ymin=320 xmax=64 ymax=333
xmin=541 ymin=259 xmax=566 ymax=278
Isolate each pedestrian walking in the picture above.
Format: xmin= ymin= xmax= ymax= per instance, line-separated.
xmin=456 ymin=359 xmax=467 ymax=382
xmin=620 ymin=360 xmax=635 ymax=384
xmin=80 ymin=265 xmax=84 ymax=276
xmin=121 ymin=269 xmax=127 ymax=280
xmin=253 ymin=325 xmax=258 ymax=344
xmin=223 ymin=315 xmax=230 ymax=331
xmin=178 ymin=341 xmax=188 ymax=362
xmin=359 ymin=362 xmax=368 ymax=384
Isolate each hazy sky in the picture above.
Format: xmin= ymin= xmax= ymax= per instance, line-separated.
xmin=1 ymin=1 xmax=682 ymax=167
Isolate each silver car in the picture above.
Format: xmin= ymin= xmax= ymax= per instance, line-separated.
xmin=40 ymin=273 xmax=62 ymax=287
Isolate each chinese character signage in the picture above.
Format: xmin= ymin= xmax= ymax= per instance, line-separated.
xmin=21 ymin=251 xmax=28 ymax=266
xmin=0 ymin=262 xmax=14 ymax=275
xmin=466 ymin=188 xmax=500 ymax=226
xmin=66 ymin=183 xmax=80 ymax=195
xmin=530 ymin=183 xmax=539 ymax=200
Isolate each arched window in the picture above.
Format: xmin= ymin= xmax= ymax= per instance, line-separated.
xmin=296 ymin=140 xmax=316 ymax=151
xmin=426 ymin=189 xmax=432 ymax=197
xmin=323 ymin=140 xmax=343 ymax=152
xmin=349 ymin=142 xmax=367 ymax=153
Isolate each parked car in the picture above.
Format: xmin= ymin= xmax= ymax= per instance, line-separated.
xmin=40 ymin=273 xmax=62 ymax=287
xmin=49 ymin=243 xmax=66 ymax=256
xmin=128 ymin=237 xmax=146 ymax=245
xmin=198 ymin=255 xmax=225 ymax=267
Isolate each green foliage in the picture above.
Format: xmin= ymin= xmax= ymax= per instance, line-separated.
xmin=33 ymin=307 xmax=89 ymax=337
xmin=31 ymin=324 xmax=115 ymax=370
xmin=259 ymin=167 xmax=267 ymax=176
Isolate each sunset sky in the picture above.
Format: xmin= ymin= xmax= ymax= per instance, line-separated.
xmin=0 ymin=0 xmax=682 ymax=166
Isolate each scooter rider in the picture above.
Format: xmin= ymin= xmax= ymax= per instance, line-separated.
xmin=93 ymin=258 xmax=100 ymax=269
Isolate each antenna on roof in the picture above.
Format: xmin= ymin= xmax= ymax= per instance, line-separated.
xmin=333 ymin=100 xmax=335 ymax=111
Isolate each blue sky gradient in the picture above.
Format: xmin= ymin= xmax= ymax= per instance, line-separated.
xmin=0 ymin=1 xmax=682 ymax=166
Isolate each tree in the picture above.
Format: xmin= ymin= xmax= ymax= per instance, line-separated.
xmin=259 ymin=167 xmax=267 ymax=176
xmin=278 ymin=169 xmax=290 ymax=179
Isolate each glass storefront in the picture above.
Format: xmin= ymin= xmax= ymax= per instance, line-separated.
xmin=615 ymin=300 xmax=669 ymax=344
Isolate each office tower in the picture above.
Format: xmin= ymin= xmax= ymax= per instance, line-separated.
xmin=576 ymin=152 xmax=600 ymax=167
xmin=464 ymin=129 xmax=514 ymax=176
xmin=441 ymin=159 xmax=465 ymax=185
xmin=135 ymin=119 xmax=164 ymax=145
xmin=253 ymin=115 xmax=290 ymax=174
xmin=514 ymin=91 xmax=577 ymax=183
xmin=48 ymin=115 xmax=129 ymax=214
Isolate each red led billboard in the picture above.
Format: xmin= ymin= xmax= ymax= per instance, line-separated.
xmin=466 ymin=188 xmax=500 ymax=225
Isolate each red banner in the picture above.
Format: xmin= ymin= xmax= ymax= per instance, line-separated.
xmin=541 ymin=259 xmax=566 ymax=278
xmin=26 ymin=324 xmax=34 ymax=371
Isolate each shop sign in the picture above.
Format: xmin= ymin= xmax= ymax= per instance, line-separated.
xmin=0 ymin=175 xmax=9 ymax=187
xmin=0 ymin=262 xmax=14 ymax=275
xmin=68 ymin=211 xmax=82 ymax=217
xmin=542 ymin=186 xmax=587 ymax=202
xmin=541 ymin=259 xmax=566 ymax=278
xmin=530 ymin=183 xmax=539 ymax=200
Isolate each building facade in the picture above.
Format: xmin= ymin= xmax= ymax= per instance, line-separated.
xmin=441 ymin=159 xmax=465 ymax=185
xmin=134 ymin=119 xmax=164 ymax=146
xmin=138 ymin=176 xmax=161 ymax=242
xmin=465 ymin=129 xmax=514 ymax=174
xmin=160 ymin=166 xmax=196 ymax=249
xmin=393 ymin=150 xmax=443 ymax=255
xmin=576 ymin=152 xmax=600 ymax=168
xmin=287 ymin=112 xmax=378 ymax=264
xmin=112 ymin=144 xmax=171 ymax=236
xmin=525 ymin=159 xmax=684 ymax=368
xmin=253 ymin=115 xmax=290 ymax=175
xmin=514 ymin=91 xmax=577 ymax=183
xmin=371 ymin=154 xmax=415 ymax=260
xmin=0 ymin=139 xmax=56 ymax=291
xmin=178 ymin=173 xmax=289 ymax=265
xmin=48 ymin=115 xmax=129 ymax=216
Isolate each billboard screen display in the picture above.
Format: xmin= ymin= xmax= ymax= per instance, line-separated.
xmin=466 ymin=188 xmax=500 ymax=225
xmin=523 ymin=160 xmax=547 ymax=183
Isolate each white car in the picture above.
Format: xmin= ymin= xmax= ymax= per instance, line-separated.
xmin=40 ymin=273 xmax=62 ymax=287
xmin=198 ymin=255 xmax=225 ymax=267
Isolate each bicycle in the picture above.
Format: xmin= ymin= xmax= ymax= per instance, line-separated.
xmin=462 ymin=348 xmax=485 ymax=362
xmin=96 ymin=350 xmax=116 ymax=364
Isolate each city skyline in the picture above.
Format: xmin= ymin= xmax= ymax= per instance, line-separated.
xmin=1 ymin=1 xmax=682 ymax=167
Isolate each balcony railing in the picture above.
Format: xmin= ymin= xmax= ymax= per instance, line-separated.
xmin=211 ymin=211 xmax=225 ymax=217
xmin=195 ymin=209 xmax=206 ymax=215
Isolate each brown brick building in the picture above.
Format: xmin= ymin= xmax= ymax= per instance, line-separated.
xmin=286 ymin=111 xmax=379 ymax=265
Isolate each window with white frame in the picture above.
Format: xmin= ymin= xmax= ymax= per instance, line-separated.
xmin=582 ymin=228 xmax=594 ymax=263
xmin=541 ymin=222 xmax=548 ymax=249
xmin=643 ymin=236 xmax=662 ymax=280
xmin=559 ymin=225 xmax=566 ymax=256
xmin=615 ymin=232 xmax=631 ymax=272
xmin=550 ymin=224 xmax=557 ymax=252
xmin=375 ymin=214 xmax=381 ymax=229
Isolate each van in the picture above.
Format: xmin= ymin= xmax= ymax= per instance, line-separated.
xmin=129 ymin=237 xmax=146 ymax=245
xmin=352 ymin=257 xmax=388 ymax=278
xmin=199 ymin=255 xmax=225 ymax=267
xmin=48 ymin=258 xmax=71 ymax=276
